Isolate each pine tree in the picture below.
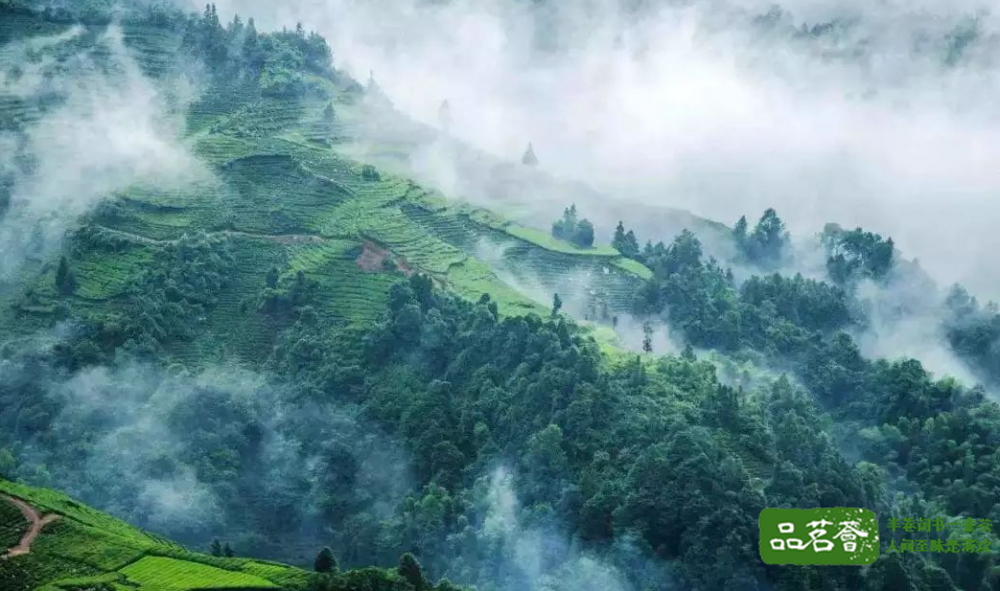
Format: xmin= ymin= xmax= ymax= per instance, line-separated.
xmin=200 ymin=3 xmax=225 ymax=66
xmin=574 ymin=219 xmax=595 ymax=248
xmin=643 ymin=240 xmax=654 ymax=259
xmin=210 ymin=538 xmax=222 ymax=557
xmin=733 ymin=215 xmax=748 ymax=244
xmin=681 ymin=343 xmax=696 ymax=361
xmin=642 ymin=321 xmax=653 ymax=354
xmin=314 ymin=546 xmax=337 ymax=573
xmin=521 ymin=142 xmax=538 ymax=166
xmin=55 ymin=255 xmax=68 ymax=290
xmin=55 ymin=255 xmax=76 ymax=295
xmin=749 ymin=208 xmax=787 ymax=262
xmin=323 ymin=102 xmax=335 ymax=122
xmin=552 ymin=204 xmax=580 ymax=242
xmin=612 ymin=221 xmax=640 ymax=257
xmin=551 ymin=292 xmax=562 ymax=318
xmin=223 ymin=542 xmax=234 ymax=557
xmin=227 ymin=14 xmax=243 ymax=42
xmin=565 ymin=204 xmax=577 ymax=228
xmin=623 ymin=230 xmax=639 ymax=258
xmin=613 ymin=221 xmax=626 ymax=248
xmin=242 ymin=17 xmax=261 ymax=69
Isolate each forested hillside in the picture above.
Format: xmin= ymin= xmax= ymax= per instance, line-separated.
xmin=1 ymin=2 xmax=1000 ymax=591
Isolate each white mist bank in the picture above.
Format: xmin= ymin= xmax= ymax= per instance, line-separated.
xmin=4 ymin=356 xmax=412 ymax=549
xmin=198 ymin=0 xmax=1000 ymax=299
xmin=0 ymin=24 xmax=204 ymax=278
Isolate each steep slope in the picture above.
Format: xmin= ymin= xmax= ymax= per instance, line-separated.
xmin=0 ymin=7 xmax=669 ymax=364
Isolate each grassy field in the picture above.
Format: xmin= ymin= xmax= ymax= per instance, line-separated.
xmin=502 ymin=224 xmax=621 ymax=257
xmin=120 ymin=556 xmax=278 ymax=590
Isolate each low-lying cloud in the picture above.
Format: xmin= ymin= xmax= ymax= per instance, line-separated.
xmin=0 ymin=23 xmax=204 ymax=279
xmin=200 ymin=0 xmax=1000 ymax=299
xmin=451 ymin=467 xmax=671 ymax=591
xmin=0 ymin=350 xmax=412 ymax=557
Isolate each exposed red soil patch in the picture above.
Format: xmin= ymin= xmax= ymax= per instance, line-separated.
xmin=1 ymin=494 xmax=60 ymax=559
xmin=356 ymin=241 xmax=413 ymax=275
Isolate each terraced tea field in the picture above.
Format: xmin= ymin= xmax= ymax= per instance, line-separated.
xmin=0 ymin=10 xmax=669 ymax=365
xmin=0 ymin=480 xmax=317 ymax=591
xmin=120 ymin=556 xmax=278 ymax=590
xmin=0 ymin=496 xmax=28 ymax=551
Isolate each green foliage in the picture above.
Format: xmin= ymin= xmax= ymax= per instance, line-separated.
xmin=943 ymin=285 xmax=1000 ymax=385
xmin=397 ymin=553 xmax=426 ymax=591
xmin=550 ymin=204 xmax=595 ymax=248
xmin=259 ymin=269 xmax=319 ymax=317
xmin=270 ymin=274 xmax=893 ymax=589
xmin=329 ymin=567 xmax=413 ymax=591
xmin=575 ymin=218 xmax=594 ymax=247
xmin=315 ymin=547 xmax=337 ymax=573
xmin=623 ymin=226 xmax=1000 ymax=588
xmin=633 ymin=229 xmax=852 ymax=354
xmin=732 ymin=214 xmax=749 ymax=247
xmin=733 ymin=208 xmax=789 ymax=265
xmin=611 ymin=221 xmax=639 ymax=259
xmin=180 ymin=4 xmax=333 ymax=99
xmin=50 ymin=232 xmax=234 ymax=368
xmin=822 ymin=223 xmax=894 ymax=284
xmin=54 ymin=256 xmax=76 ymax=296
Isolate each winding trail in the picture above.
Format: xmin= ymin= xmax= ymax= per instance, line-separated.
xmin=1 ymin=494 xmax=60 ymax=559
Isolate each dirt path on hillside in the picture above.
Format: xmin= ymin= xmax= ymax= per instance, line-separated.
xmin=1 ymin=494 xmax=60 ymax=559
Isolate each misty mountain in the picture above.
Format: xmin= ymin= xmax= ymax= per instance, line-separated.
xmin=1 ymin=2 xmax=1000 ymax=591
